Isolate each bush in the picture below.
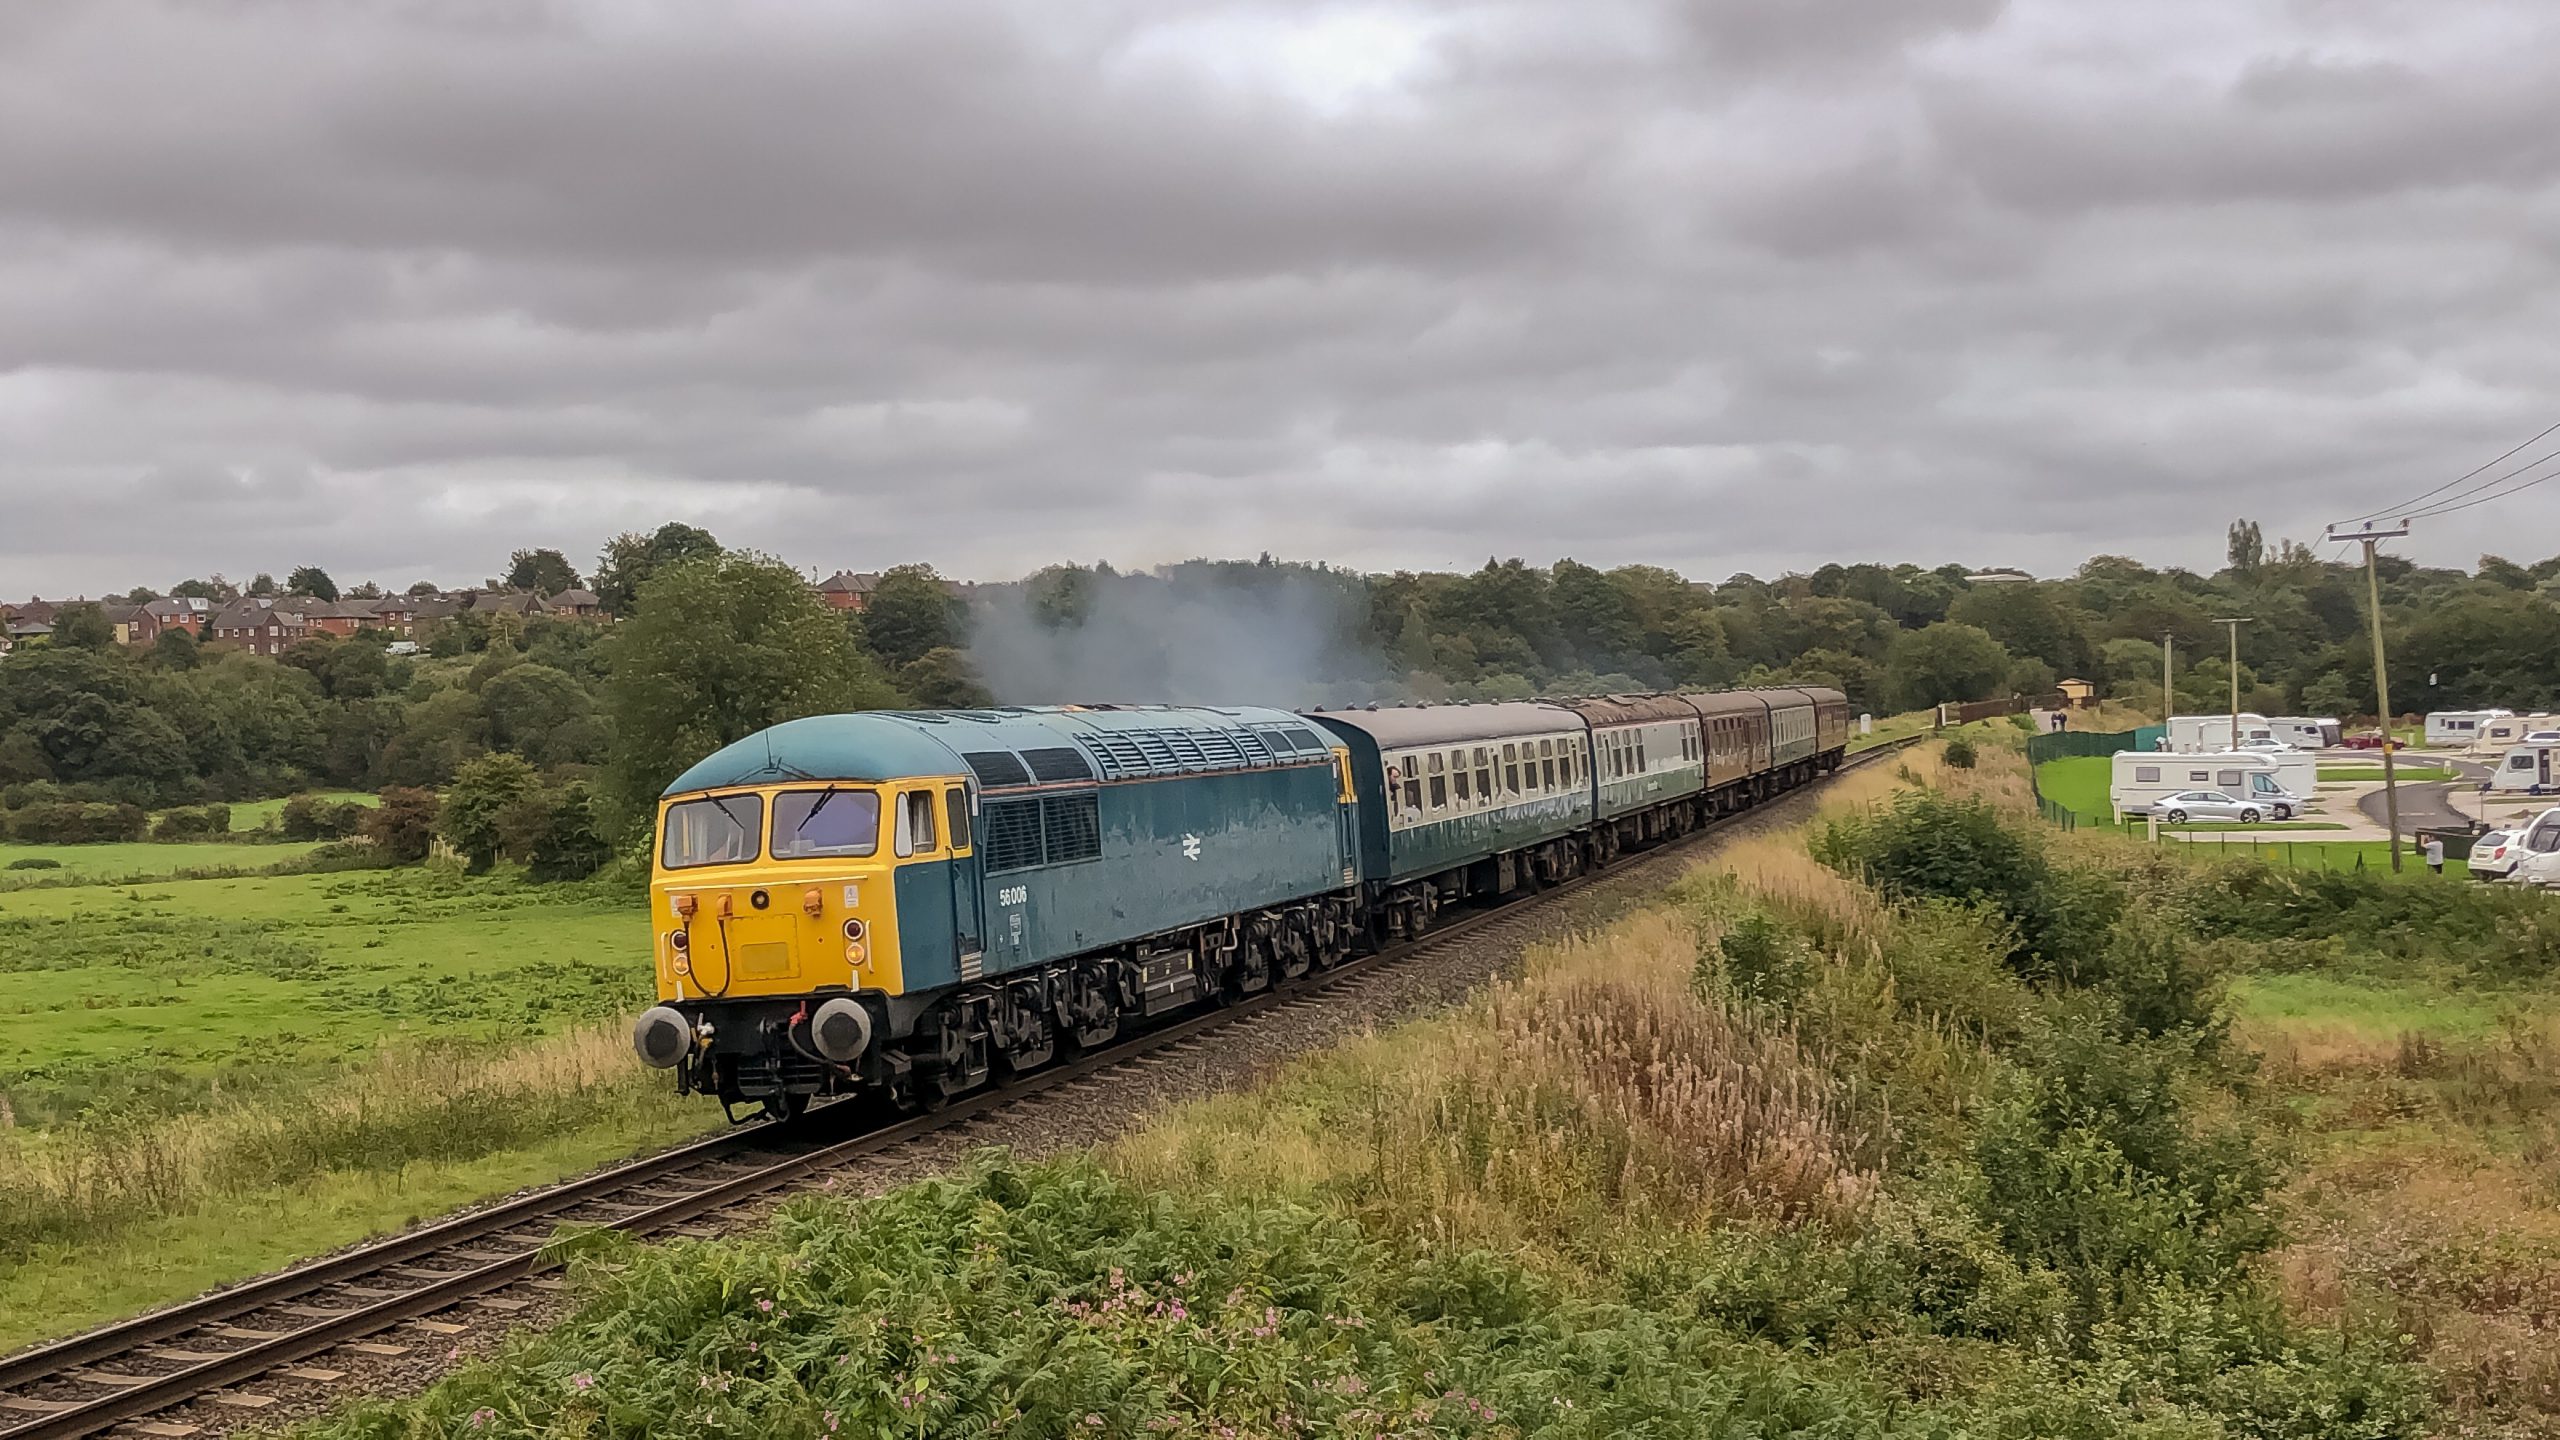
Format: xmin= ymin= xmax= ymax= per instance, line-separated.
xmin=149 ymin=804 xmax=232 ymax=842
xmin=363 ymin=787 xmax=440 ymax=864
xmin=5 ymin=857 xmax=61 ymax=871
xmin=1815 ymin=790 xmax=2119 ymax=983
xmin=4 ymin=801 xmax=148 ymax=844
xmin=1942 ymin=735 xmax=1978 ymax=769
xmin=279 ymin=795 xmax=370 ymax=842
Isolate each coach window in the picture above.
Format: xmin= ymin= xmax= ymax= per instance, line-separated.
xmin=1502 ymin=744 xmax=1521 ymax=795
xmin=1540 ymin=739 xmax=1557 ymax=790
xmin=1636 ymin=733 xmax=1648 ymax=771
xmin=1474 ymin=747 xmax=1494 ymax=800
xmin=1426 ymin=753 xmax=1448 ymax=810
xmin=1451 ymin=750 xmax=1472 ymax=804
xmin=1401 ymin=758 xmax=1424 ymax=813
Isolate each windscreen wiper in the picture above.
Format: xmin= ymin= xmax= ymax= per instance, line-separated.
xmin=798 ymin=784 xmax=843 ymax=831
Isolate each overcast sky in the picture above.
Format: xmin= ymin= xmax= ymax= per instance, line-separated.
xmin=7 ymin=0 xmax=2560 ymax=597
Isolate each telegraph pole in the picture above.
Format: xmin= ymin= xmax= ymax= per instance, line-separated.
xmin=2329 ymin=518 xmax=2411 ymax=872
xmin=2212 ymin=617 xmax=2250 ymax=749
xmin=2161 ymin=631 xmax=2174 ymax=728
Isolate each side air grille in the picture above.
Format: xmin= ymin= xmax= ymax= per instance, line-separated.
xmin=981 ymin=800 xmax=1044 ymax=873
xmin=961 ymin=750 xmax=1033 ymax=789
xmin=1020 ymin=746 xmax=1096 ymax=783
xmin=1040 ymin=793 xmax=1102 ymax=864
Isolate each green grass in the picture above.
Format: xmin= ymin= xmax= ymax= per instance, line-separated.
xmin=2317 ymin=766 xmax=2456 ymax=782
xmin=2230 ymin=972 xmax=2513 ymax=1043
xmin=0 ymin=865 xmax=651 ymax=1121
xmin=2162 ymin=837 xmax=2463 ymax=876
xmin=0 ymin=838 xmax=327 ymax=884
xmin=2033 ymin=754 xmax=2113 ymax=821
xmin=219 ymin=790 xmax=379 ymax=831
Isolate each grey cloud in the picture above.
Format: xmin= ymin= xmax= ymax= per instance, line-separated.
xmin=7 ymin=0 xmax=2560 ymax=596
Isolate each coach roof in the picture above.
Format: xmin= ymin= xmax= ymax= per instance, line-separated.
xmin=1304 ymin=701 xmax=1580 ymax=750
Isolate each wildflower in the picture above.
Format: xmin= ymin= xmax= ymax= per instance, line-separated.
xmin=467 ymin=1407 xmax=495 ymax=1430
xmin=446 ymin=1346 xmax=463 ymax=1362
xmin=570 ymin=1373 xmax=595 ymax=1392
xmin=748 ymin=1342 xmax=760 ymax=1353
xmin=824 ymin=1411 xmax=840 ymax=1432
xmin=758 ymin=1298 xmax=775 ymax=1313
xmin=1083 ymin=1415 xmax=1104 ymax=1428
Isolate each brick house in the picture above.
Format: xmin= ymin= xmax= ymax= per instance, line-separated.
xmin=208 ymin=599 xmax=311 ymax=656
xmin=814 ymin=570 xmax=880 ymax=613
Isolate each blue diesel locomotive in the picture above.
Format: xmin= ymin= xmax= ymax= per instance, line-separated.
xmin=634 ymin=689 xmax=1846 ymax=1117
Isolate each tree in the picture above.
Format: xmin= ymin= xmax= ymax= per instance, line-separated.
xmin=592 ymin=522 xmax=721 ymax=616
xmin=479 ymin=662 xmax=605 ymax=768
xmin=49 ymin=603 xmax=116 ymax=651
xmin=171 ymin=576 xmax=234 ymax=601
xmin=525 ymin=782 xmax=613 ymax=881
xmin=439 ymin=752 xmax=540 ymax=870
xmin=1948 ymin=582 xmax=2090 ymax=677
xmin=247 ymin=572 xmax=279 ymax=598
xmin=148 ymin=625 xmax=201 ymax=670
xmin=605 ymin=551 xmax=906 ymax=821
xmin=407 ymin=580 xmax=442 ymax=597
xmin=860 ymin=564 xmax=966 ymax=670
xmin=1881 ymin=622 xmax=2014 ymax=711
xmin=506 ymin=548 xmax=583 ymax=595
xmin=899 ymin=647 xmax=992 ymax=707
xmin=2226 ymin=519 xmax=2263 ymax=575
xmin=286 ymin=566 xmax=339 ymax=602
xmin=364 ymin=786 xmax=441 ymax=862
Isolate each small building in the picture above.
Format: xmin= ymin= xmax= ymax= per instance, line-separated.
xmin=545 ymin=588 xmax=605 ymax=619
xmin=2056 ymin=677 xmax=2097 ymax=708
xmin=208 ymin=598 xmax=311 ymax=656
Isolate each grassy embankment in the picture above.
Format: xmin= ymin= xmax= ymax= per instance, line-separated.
xmin=303 ymin=743 xmax=2523 ymax=1438
xmin=2318 ymin=766 xmax=2457 ymax=783
xmin=0 ymin=858 xmax=711 ymax=1351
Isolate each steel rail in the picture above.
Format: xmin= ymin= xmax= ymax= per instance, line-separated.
xmin=0 ymin=739 xmax=1913 ymax=1439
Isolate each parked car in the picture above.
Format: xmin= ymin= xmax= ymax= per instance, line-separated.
xmin=2146 ymin=790 xmax=2268 ymax=825
xmin=2341 ymin=730 xmax=2402 ymax=751
xmin=2469 ymin=829 xmax=2524 ymax=879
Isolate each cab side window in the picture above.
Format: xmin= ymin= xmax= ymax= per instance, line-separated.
xmin=894 ymin=790 xmax=938 ymax=857
xmin=945 ymin=788 xmax=972 ymax=850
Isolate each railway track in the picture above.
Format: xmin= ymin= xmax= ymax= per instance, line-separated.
xmin=0 ymin=739 xmax=1915 ymax=1440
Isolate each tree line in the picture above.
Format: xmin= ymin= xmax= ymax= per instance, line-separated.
xmin=10 ymin=519 xmax=2553 ymax=865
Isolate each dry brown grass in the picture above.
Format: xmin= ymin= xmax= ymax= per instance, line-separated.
xmin=1113 ymin=907 xmax=1876 ymax=1262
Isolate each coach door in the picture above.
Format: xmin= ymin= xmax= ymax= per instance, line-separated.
xmin=1332 ymin=748 xmax=1359 ymax=883
xmin=945 ymin=785 xmax=984 ymax=965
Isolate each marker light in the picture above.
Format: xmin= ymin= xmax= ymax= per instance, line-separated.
xmin=803 ymin=887 xmax=825 ymax=917
xmin=842 ymin=918 xmax=866 ymax=941
xmin=672 ymin=894 xmax=698 ymax=918
xmin=845 ymin=941 xmax=868 ymax=966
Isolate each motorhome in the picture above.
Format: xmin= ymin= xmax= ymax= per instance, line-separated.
xmin=2268 ymin=716 xmax=2342 ymax=749
xmin=2425 ymin=710 xmax=2513 ymax=747
xmin=2505 ymin=806 xmax=2560 ymax=885
xmin=2111 ymin=751 xmax=2310 ymax=820
xmin=2166 ymin=714 xmax=2283 ymax=751
xmin=2488 ymin=742 xmax=2560 ymax=794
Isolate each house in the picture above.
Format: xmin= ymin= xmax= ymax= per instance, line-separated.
xmin=2057 ymin=677 xmax=2098 ymax=708
xmin=545 ymin=588 xmax=605 ymax=619
xmin=100 ymin=603 xmax=153 ymax=646
xmin=814 ymin=570 xmax=880 ymax=613
xmin=471 ymin=590 xmax=547 ymax=619
xmin=144 ymin=598 xmax=212 ymax=638
xmin=0 ymin=616 xmax=51 ymax=654
xmin=207 ymin=598 xmax=312 ymax=656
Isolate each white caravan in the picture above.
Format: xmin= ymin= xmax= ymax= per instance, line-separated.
xmin=2425 ymin=710 xmax=2512 ymax=747
xmin=2112 ymin=751 xmax=2310 ymax=820
xmin=2479 ymin=713 xmax=2559 ymax=749
xmin=2268 ymin=716 xmax=2342 ymax=749
xmin=2488 ymin=743 xmax=2560 ymax=793
xmin=2166 ymin=714 xmax=2283 ymax=751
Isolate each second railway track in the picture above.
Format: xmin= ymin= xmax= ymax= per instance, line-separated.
xmin=0 ymin=738 xmax=1915 ymax=1440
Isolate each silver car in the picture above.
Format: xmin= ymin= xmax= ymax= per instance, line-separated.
xmin=2151 ymin=790 xmax=2267 ymax=825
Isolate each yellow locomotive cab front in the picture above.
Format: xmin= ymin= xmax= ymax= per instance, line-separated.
xmin=648 ymin=785 xmax=905 ymax=1004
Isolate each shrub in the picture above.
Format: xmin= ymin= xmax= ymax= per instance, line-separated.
xmin=279 ymin=795 xmax=369 ymax=842
xmin=4 ymin=857 xmax=61 ymax=871
xmin=1815 ymin=790 xmax=2119 ymax=983
xmin=4 ymin=801 xmax=148 ymax=844
xmin=363 ymin=787 xmax=440 ymax=863
xmin=149 ymin=804 xmax=231 ymax=841
xmin=1942 ymin=735 xmax=1978 ymax=769
xmin=439 ymin=754 xmax=539 ymax=870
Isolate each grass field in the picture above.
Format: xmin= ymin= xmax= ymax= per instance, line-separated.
xmin=0 ymin=864 xmax=653 ymax=1120
xmin=221 ymin=790 xmax=379 ymax=831
xmin=0 ymin=838 xmax=329 ymax=883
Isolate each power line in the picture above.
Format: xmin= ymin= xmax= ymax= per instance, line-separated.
xmin=2397 ymin=447 xmax=2560 ymax=522
xmin=2336 ymin=418 xmax=2560 ymax=527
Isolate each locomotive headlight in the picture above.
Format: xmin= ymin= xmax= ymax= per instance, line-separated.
xmin=844 ymin=941 xmax=868 ymax=966
xmin=841 ymin=918 xmax=866 ymax=941
xmin=672 ymin=955 xmax=692 ymax=977
xmin=668 ymin=930 xmax=689 ymax=952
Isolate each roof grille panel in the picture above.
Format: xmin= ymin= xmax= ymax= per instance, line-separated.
xmin=960 ymin=750 xmax=1033 ymax=789
xmin=1191 ymin=729 xmax=1246 ymax=768
xmin=1020 ymin=746 xmax=1096 ymax=784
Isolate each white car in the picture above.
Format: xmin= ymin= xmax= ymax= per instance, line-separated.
xmin=2144 ymin=790 xmax=2269 ymax=825
xmin=2469 ymin=829 xmax=2523 ymax=879
xmin=2236 ymin=738 xmax=2297 ymax=753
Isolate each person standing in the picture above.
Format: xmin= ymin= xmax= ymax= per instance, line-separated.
xmin=2424 ymin=834 xmax=2445 ymax=875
